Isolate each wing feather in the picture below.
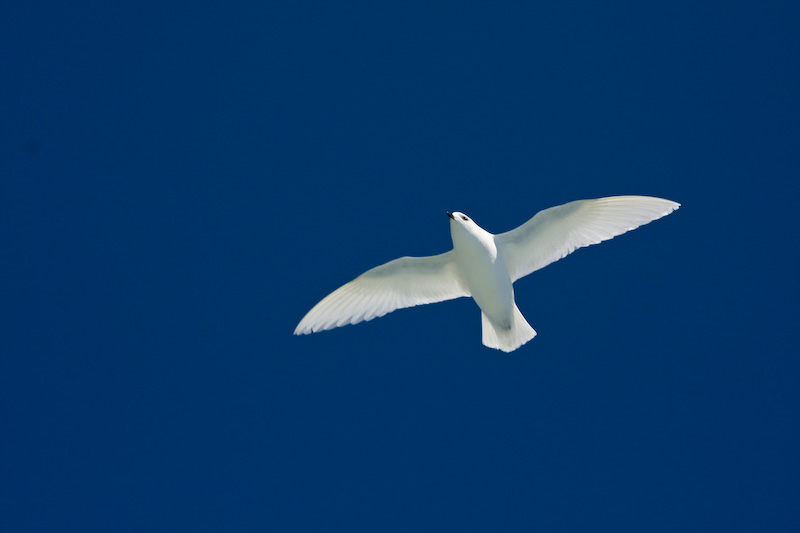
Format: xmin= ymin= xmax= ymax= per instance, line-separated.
xmin=496 ymin=196 xmax=679 ymax=282
xmin=294 ymin=251 xmax=469 ymax=334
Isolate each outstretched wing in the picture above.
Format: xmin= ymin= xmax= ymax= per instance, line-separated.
xmin=294 ymin=251 xmax=469 ymax=334
xmin=496 ymin=196 xmax=680 ymax=282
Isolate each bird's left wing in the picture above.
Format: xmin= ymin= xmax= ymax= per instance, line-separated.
xmin=496 ymin=196 xmax=679 ymax=282
xmin=294 ymin=251 xmax=469 ymax=334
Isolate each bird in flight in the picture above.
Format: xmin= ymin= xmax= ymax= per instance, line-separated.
xmin=295 ymin=196 xmax=679 ymax=352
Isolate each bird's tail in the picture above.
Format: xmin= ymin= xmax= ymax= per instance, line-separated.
xmin=481 ymin=304 xmax=537 ymax=353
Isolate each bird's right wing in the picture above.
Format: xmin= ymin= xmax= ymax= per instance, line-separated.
xmin=496 ymin=196 xmax=680 ymax=282
xmin=294 ymin=251 xmax=469 ymax=335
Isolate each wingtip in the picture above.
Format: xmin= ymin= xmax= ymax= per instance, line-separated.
xmin=637 ymin=196 xmax=680 ymax=214
xmin=665 ymin=200 xmax=681 ymax=215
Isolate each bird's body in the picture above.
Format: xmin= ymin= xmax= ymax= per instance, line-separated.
xmin=449 ymin=212 xmax=513 ymax=329
xmin=446 ymin=211 xmax=536 ymax=351
xmin=295 ymin=196 xmax=679 ymax=352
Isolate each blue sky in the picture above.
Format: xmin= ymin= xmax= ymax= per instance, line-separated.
xmin=2 ymin=2 xmax=799 ymax=531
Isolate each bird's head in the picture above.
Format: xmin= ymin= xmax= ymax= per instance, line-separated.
xmin=446 ymin=211 xmax=471 ymax=224
xmin=447 ymin=211 xmax=489 ymax=238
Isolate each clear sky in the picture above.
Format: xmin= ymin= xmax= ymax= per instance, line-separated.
xmin=2 ymin=1 xmax=799 ymax=531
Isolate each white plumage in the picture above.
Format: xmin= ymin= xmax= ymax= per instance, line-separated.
xmin=294 ymin=196 xmax=679 ymax=352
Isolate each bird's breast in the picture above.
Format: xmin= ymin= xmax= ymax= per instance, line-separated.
xmin=452 ymin=233 xmax=514 ymax=326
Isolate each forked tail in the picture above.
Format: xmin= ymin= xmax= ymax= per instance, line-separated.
xmin=481 ymin=304 xmax=537 ymax=352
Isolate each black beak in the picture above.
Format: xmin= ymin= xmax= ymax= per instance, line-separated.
xmin=446 ymin=212 xmax=454 ymax=219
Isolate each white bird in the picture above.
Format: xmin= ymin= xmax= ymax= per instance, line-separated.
xmin=294 ymin=196 xmax=679 ymax=352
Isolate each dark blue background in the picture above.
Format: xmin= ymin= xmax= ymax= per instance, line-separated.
xmin=2 ymin=2 xmax=799 ymax=531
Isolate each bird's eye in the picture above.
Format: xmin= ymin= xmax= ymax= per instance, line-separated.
xmin=461 ymin=215 xmax=468 ymax=221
